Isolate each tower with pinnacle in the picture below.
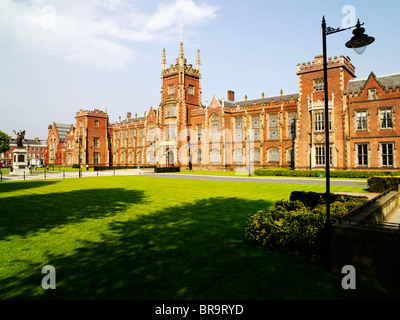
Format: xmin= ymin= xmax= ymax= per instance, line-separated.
xmin=159 ymin=42 xmax=202 ymax=166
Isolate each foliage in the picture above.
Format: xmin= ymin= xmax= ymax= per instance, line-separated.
xmin=254 ymin=168 xmax=400 ymax=179
xmin=367 ymin=176 xmax=400 ymax=193
xmin=154 ymin=166 xmax=181 ymax=173
xmin=245 ymin=192 xmax=368 ymax=257
xmin=0 ymin=131 xmax=11 ymax=153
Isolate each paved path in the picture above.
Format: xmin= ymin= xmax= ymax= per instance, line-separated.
xmin=0 ymin=170 xmax=368 ymax=188
xmin=386 ymin=206 xmax=400 ymax=224
xmin=0 ymin=169 xmax=151 ymax=181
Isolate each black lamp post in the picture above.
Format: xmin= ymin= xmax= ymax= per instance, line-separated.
xmin=321 ymin=16 xmax=374 ymax=261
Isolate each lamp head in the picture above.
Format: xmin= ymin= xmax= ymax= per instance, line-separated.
xmin=345 ymin=19 xmax=375 ymax=54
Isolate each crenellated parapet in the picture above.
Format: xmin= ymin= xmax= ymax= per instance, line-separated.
xmin=297 ymin=55 xmax=355 ymax=76
xmin=76 ymin=109 xmax=108 ymax=118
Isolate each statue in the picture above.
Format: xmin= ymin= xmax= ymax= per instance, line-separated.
xmin=14 ymin=130 xmax=25 ymax=148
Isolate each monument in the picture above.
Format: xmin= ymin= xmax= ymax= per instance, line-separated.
xmin=10 ymin=130 xmax=29 ymax=176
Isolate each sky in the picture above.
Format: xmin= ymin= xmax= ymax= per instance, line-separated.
xmin=0 ymin=0 xmax=399 ymax=140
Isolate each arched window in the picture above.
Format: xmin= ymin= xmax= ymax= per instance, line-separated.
xmin=211 ymin=149 xmax=220 ymax=164
xmin=210 ymin=113 xmax=220 ymax=142
xmin=234 ymin=148 xmax=244 ymax=163
xmin=251 ymin=148 xmax=260 ymax=163
xmin=147 ymin=149 xmax=155 ymax=164
xmin=268 ymin=148 xmax=279 ymax=162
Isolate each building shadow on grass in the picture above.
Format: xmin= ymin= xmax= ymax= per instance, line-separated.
xmin=1 ymin=196 xmax=392 ymax=300
xmin=0 ymin=180 xmax=60 ymax=194
xmin=0 ymin=188 xmax=145 ymax=240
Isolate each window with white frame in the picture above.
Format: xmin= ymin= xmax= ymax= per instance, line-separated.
xmin=381 ymin=143 xmax=394 ymax=167
xmin=268 ymin=148 xmax=279 ymax=162
xmin=314 ymin=111 xmax=324 ymax=131
xmin=166 ymin=105 xmax=176 ymax=117
xmin=269 ymin=114 xmax=279 ymax=139
xmin=315 ymin=145 xmax=332 ymax=166
xmin=147 ymin=150 xmax=155 ymax=164
xmin=234 ymin=148 xmax=244 ymax=163
xmin=188 ymin=85 xmax=195 ymax=95
xmin=211 ymin=114 xmax=220 ymax=142
xmin=211 ymin=149 xmax=220 ymax=164
xmin=356 ymin=111 xmax=368 ymax=130
xmin=315 ymin=145 xmax=325 ymax=166
xmin=93 ymin=152 xmax=100 ymax=165
xmin=368 ymin=89 xmax=377 ymax=100
xmin=148 ymin=127 xmax=156 ymax=144
xmin=251 ymin=116 xmax=260 ymax=140
xmin=235 ymin=118 xmax=243 ymax=141
xmin=196 ymin=150 xmax=202 ymax=164
xmin=166 ymin=124 xmax=176 ymax=141
xmin=313 ymin=79 xmax=324 ymax=92
xmin=356 ymin=144 xmax=368 ymax=167
xmin=251 ymin=148 xmax=260 ymax=163
xmin=380 ymin=109 xmax=393 ymax=129
xmin=314 ymin=111 xmax=331 ymax=131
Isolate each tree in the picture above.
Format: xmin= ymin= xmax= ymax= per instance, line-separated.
xmin=0 ymin=130 xmax=11 ymax=153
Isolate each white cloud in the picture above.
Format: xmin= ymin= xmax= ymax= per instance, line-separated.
xmin=0 ymin=0 xmax=218 ymax=70
xmin=145 ymin=0 xmax=218 ymax=31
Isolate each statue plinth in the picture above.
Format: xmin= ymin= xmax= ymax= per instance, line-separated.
xmin=10 ymin=148 xmax=29 ymax=175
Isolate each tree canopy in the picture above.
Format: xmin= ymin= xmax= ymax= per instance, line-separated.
xmin=0 ymin=130 xmax=11 ymax=153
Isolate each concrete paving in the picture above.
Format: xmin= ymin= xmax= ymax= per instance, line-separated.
xmin=386 ymin=206 xmax=400 ymax=224
xmin=0 ymin=170 xmax=369 ymax=188
xmin=0 ymin=168 xmax=151 ymax=181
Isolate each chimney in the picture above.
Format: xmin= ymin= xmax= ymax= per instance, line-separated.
xmin=35 ymin=137 xmax=38 ymax=142
xmin=127 ymin=112 xmax=131 ymax=119
xmin=228 ymin=90 xmax=235 ymax=102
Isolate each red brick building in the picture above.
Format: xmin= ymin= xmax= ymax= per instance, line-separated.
xmin=46 ymin=43 xmax=400 ymax=171
xmin=0 ymin=136 xmax=47 ymax=168
xmin=347 ymin=72 xmax=400 ymax=169
xmin=47 ymin=122 xmax=70 ymax=167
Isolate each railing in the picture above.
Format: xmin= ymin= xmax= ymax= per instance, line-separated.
xmin=340 ymin=218 xmax=400 ymax=230
xmin=337 ymin=187 xmax=400 ymax=230
xmin=338 ymin=188 xmax=394 ymax=224
xmin=0 ymin=167 xmax=155 ymax=181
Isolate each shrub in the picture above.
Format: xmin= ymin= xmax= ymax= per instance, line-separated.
xmin=245 ymin=192 xmax=368 ymax=258
xmin=154 ymin=166 xmax=180 ymax=173
xmin=72 ymin=164 xmax=80 ymax=168
xmin=253 ymin=168 xmax=400 ymax=179
xmin=367 ymin=176 xmax=400 ymax=193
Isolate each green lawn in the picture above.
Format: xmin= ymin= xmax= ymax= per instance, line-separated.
xmin=0 ymin=176 xmax=388 ymax=299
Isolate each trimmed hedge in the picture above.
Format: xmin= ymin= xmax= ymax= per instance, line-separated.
xmin=254 ymin=168 xmax=400 ymax=179
xmin=245 ymin=192 xmax=368 ymax=257
xmin=93 ymin=165 xmax=156 ymax=171
xmin=367 ymin=176 xmax=400 ymax=193
xmin=154 ymin=166 xmax=180 ymax=173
